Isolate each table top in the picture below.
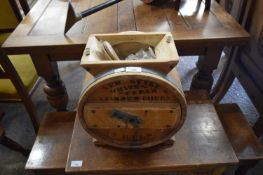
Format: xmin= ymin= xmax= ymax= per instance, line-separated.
xmin=66 ymin=102 xmax=238 ymax=174
xmin=2 ymin=0 xmax=249 ymax=55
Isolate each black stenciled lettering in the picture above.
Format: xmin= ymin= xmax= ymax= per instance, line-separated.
xmin=108 ymin=82 xmax=114 ymax=88
xmin=117 ymin=87 xmax=123 ymax=92
xmin=145 ymin=89 xmax=150 ymax=94
xmin=132 ymin=91 xmax=137 ymax=95
xmin=114 ymin=81 xmax=121 ymax=86
xmin=143 ymin=80 xmax=149 ymax=86
xmin=121 ymin=96 xmax=126 ymax=101
xmin=139 ymin=90 xmax=144 ymax=94
xmin=114 ymin=97 xmax=119 ymax=101
xmin=149 ymin=81 xmax=154 ymax=87
xmin=134 ymin=96 xmax=140 ymax=100
xmin=134 ymin=85 xmax=140 ymax=89
xmin=136 ymin=79 xmax=142 ymax=84
xmin=151 ymin=89 xmax=157 ymax=93
xmin=130 ymin=79 xmax=136 ymax=84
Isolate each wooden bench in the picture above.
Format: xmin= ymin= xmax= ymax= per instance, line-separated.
xmin=25 ymin=92 xmax=263 ymax=174
xmin=215 ymin=104 xmax=263 ymax=163
xmin=25 ymin=112 xmax=75 ymax=174
xmin=187 ymin=91 xmax=263 ymax=164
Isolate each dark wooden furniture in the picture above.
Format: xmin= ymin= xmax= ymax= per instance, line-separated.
xmin=25 ymin=91 xmax=238 ymax=175
xmin=0 ymin=0 xmax=39 ymax=133
xmin=2 ymin=0 xmax=249 ymax=111
xmin=8 ymin=0 xmax=30 ymax=23
xmin=66 ymin=103 xmax=237 ymax=174
xmin=212 ymin=0 xmax=263 ymax=135
xmin=0 ymin=0 xmax=29 ymax=33
xmin=24 ymin=71 xmax=263 ymax=175
xmin=216 ymin=104 xmax=263 ymax=175
xmin=211 ymin=0 xmax=263 ymax=174
xmin=25 ymin=90 xmax=263 ymax=174
xmin=0 ymin=112 xmax=30 ymax=156
xmin=0 ymin=50 xmax=39 ymax=133
xmin=212 ymin=0 xmax=263 ymax=137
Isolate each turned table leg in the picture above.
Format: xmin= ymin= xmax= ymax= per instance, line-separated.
xmin=190 ymin=47 xmax=223 ymax=91
xmin=31 ymin=54 xmax=68 ymax=111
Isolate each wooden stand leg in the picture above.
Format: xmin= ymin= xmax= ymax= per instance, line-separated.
xmin=0 ymin=129 xmax=30 ymax=157
xmin=0 ymin=51 xmax=39 ymax=133
xmin=31 ymin=54 xmax=68 ymax=111
xmin=253 ymin=116 xmax=263 ymax=137
xmin=205 ymin=0 xmax=211 ymax=10
xmin=18 ymin=0 xmax=30 ymax=14
xmin=191 ymin=47 xmax=223 ymax=91
xmin=210 ymin=48 xmax=237 ymax=103
xmin=175 ymin=0 xmax=181 ymax=11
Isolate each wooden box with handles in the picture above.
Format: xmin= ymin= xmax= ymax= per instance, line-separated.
xmin=80 ymin=32 xmax=179 ymax=76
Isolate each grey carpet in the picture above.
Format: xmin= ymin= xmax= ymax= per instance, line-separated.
xmin=0 ymin=56 xmax=262 ymax=175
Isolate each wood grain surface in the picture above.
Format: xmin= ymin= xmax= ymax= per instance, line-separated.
xmin=66 ymin=102 xmax=238 ymax=174
xmin=78 ymin=68 xmax=186 ymax=148
xmin=0 ymin=0 xmax=250 ymax=111
xmin=2 ymin=0 xmax=249 ymax=55
xmin=25 ymin=112 xmax=75 ymax=173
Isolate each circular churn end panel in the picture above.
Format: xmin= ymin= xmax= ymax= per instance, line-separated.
xmin=77 ymin=67 xmax=187 ymax=149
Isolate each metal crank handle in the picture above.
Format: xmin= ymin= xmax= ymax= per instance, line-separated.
xmin=64 ymin=0 xmax=124 ymax=34
xmin=80 ymin=0 xmax=124 ymax=18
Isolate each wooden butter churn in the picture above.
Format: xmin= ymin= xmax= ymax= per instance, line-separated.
xmin=78 ymin=32 xmax=187 ymax=149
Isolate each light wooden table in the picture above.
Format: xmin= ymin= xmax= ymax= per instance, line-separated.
xmin=2 ymin=0 xmax=249 ymax=111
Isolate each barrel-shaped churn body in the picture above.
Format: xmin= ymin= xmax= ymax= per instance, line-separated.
xmin=77 ymin=67 xmax=187 ymax=149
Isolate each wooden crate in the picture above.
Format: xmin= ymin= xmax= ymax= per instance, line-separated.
xmin=80 ymin=32 xmax=179 ymax=76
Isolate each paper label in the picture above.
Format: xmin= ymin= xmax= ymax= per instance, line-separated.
xmin=114 ymin=67 xmax=125 ymax=73
xmin=71 ymin=160 xmax=83 ymax=167
xmin=126 ymin=67 xmax=142 ymax=73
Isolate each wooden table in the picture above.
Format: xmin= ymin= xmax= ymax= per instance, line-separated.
xmin=25 ymin=90 xmax=241 ymax=175
xmin=1 ymin=0 xmax=249 ymax=111
xmin=65 ymin=103 xmax=238 ymax=175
